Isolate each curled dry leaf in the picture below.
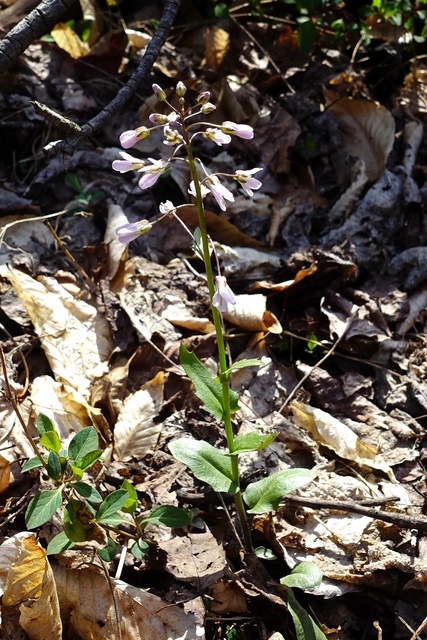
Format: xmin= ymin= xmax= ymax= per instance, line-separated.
xmin=51 ymin=23 xmax=90 ymax=58
xmin=249 ymin=263 xmax=318 ymax=293
xmin=0 ymin=452 xmax=11 ymax=494
xmin=162 ymin=304 xmax=215 ymax=333
xmin=211 ymin=580 xmax=248 ymax=614
xmin=204 ymin=25 xmax=229 ymax=71
xmin=324 ymin=88 xmax=395 ymax=182
xmin=223 ymin=294 xmax=282 ymax=334
xmin=292 ymin=400 xmax=394 ymax=479
xmin=0 ymin=533 xmax=62 ymax=640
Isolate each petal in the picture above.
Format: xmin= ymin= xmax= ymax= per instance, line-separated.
xmin=212 ymin=292 xmax=227 ymax=312
xmin=138 ymin=172 xmax=160 ymax=190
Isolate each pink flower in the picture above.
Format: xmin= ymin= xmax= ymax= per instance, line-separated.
xmin=201 ymin=102 xmax=216 ymax=114
xmin=152 ymin=83 xmax=166 ymax=101
xmin=137 ymin=158 xmax=170 ymax=190
xmin=119 ymin=127 xmax=150 ymax=149
xmin=115 ymin=220 xmax=152 ymax=244
xmin=234 ymin=168 xmax=263 ymax=196
xmin=112 ymin=152 xmax=146 ymax=173
xmin=206 ymin=176 xmax=234 ymax=211
xmin=221 ymin=121 xmax=254 ymax=140
xmin=202 ymin=128 xmax=231 ymax=146
xmin=197 ymin=91 xmax=211 ymax=104
xmin=212 ymin=276 xmax=236 ymax=313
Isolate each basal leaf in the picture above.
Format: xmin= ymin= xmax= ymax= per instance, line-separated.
xmin=68 ymin=427 xmax=99 ymax=465
xmin=40 ymin=430 xmax=61 ymax=454
xmin=36 ymin=413 xmax=55 ymax=436
xmin=243 ymin=469 xmax=315 ymax=514
xmin=97 ymin=489 xmax=129 ymax=523
xmin=286 ymin=587 xmax=327 ymax=640
xmin=141 ymin=505 xmax=191 ymax=529
xmin=47 ymin=531 xmax=75 ymax=555
xmin=25 ymin=487 xmax=63 ymax=529
xmin=73 ymin=481 xmax=102 ymax=503
xmin=231 ymin=431 xmax=277 ymax=455
xmin=169 ymin=438 xmax=238 ymax=494
xmin=280 ymin=561 xmax=323 ymax=590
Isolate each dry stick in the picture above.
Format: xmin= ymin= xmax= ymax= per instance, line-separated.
xmin=0 ymin=346 xmax=47 ymax=470
xmin=287 ymin=495 xmax=427 ymax=535
xmin=0 ymin=0 xmax=78 ymax=74
xmin=41 ymin=0 xmax=182 ymax=160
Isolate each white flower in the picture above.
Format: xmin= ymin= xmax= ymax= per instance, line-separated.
xmin=163 ymin=125 xmax=184 ymax=146
xmin=188 ymin=180 xmax=210 ymax=199
xmin=234 ymin=168 xmax=263 ymax=196
xmin=112 ymin=152 xmax=146 ymax=173
xmin=212 ymin=276 xmax=236 ymax=312
xmin=202 ymin=128 xmax=231 ymax=146
xmin=137 ymin=158 xmax=170 ymax=190
xmin=159 ymin=200 xmax=176 ymax=214
xmin=206 ymin=176 xmax=234 ymax=211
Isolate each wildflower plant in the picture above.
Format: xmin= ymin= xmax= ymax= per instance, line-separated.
xmin=112 ymin=81 xmax=315 ymax=552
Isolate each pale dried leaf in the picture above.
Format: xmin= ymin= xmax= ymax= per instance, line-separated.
xmin=292 ymin=400 xmax=394 ymax=479
xmin=104 ymin=203 xmax=129 ymax=280
xmin=0 ymin=215 xmax=54 ymax=265
xmin=216 ymin=245 xmax=282 ymax=280
xmin=204 ymin=26 xmax=229 ymax=71
xmin=223 ymin=294 xmax=282 ymax=334
xmin=397 ymin=285 xmax=427 ymax=335
xmin=51 ymin=23 xmax=90 ymax=58
xmin=0 ymin=452 xmax=11 ymax=494
xmin=125 ymin=29 xmax=151 ymax=51
xmin=1 ymin=534 xmax=62 ymax=640
xmin=329 ymin=159 xmax=369 ymax=222
xmin=114 ymin=372 xmax=164 ymax=461
xmin=52 ymin=563 xmax=204 ymax=639
xmin=5 ymin=268 xmax=112 ymax=398
xmin=249 ymin=263 xmax=318 ymax=293
xmin=211 ymin=580 xmax=247 ymax=614
xmin=325 ymin=89 xmax=395 ymax=181
xmin=402 ymin=121 xmax=424 ymax=175
xmin=162 ymin=304 xmax=215 ymax=333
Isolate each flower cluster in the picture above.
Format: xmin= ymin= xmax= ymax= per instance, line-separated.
xmin=112 ymin=82 xmax=262 ymax=312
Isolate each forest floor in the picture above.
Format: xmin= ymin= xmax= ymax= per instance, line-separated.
xmin=1 ymin=1 xmax=427 ymax=639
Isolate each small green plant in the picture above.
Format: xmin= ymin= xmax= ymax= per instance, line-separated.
xmin=280 ymin=562 xmax=325 ymax=640
xmin=23 ymin=414 xmax=193 ymax=559
xmin=65 ymin=173 xmax=104 ymax=212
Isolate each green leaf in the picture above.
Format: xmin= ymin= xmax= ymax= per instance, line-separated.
xmin=63 ymin=498 xmax=94 ymax=542
xmin=216 ymin=359 xmax=264 ymax=383
xmin=47 ymin=451 xmax=62 ymax=480
xmin=286 ymin=588 xmax=327 ymax=640
xmin=169 ymin=438 xmax=238 ymax=494
xmin=297 ymin=17 xmax=317 ymax=52
xmin=97 ymin=512 xmax=127 ymax=526
xmin=191 ymin=227 xmax=204 ymax=260
xmin=68 ymin=427 xmax=98 ymax=465
xmin=70 ymin=464 xmax=83 ymax=481
xmin=280 ymin=562 xmax=323 ymax=590
xmin=97 ymin=489 xmax=129 ymax=523
xmin=121 ymin=479 xmax=138 ymax=514
xmin=25 ymin=488 xmax=63 ymax=529
xmin=47 ymin=531 xmax=75 ymax=555
xmin=97 ymin=537 xmax=116 ymax=562
xmin=230 ymin=431 xmax=277 ymax=455
xmin=214 ymin=2 xmax=229 ymax=18
xmin=40 ymin=430 xmax=61 ymax=454
xmin=65 ymin=173 xmax=82 ymax=193
xmin=72 ymin=481 xmax=102 ymax=503
xmin=243 ymin=469 xmax=315 ymax=514
xmin=179 ymin=344 xmax=239 ymax=420
xmin=37 ymin=413 xmax=55 ymax=436
xmin=141 ymin=505 xmax=191 ymax=529
xmin=130 ymin=539 xmax=149 ymax=559
xmin=22 ymin=456 xmax=45 ymax=472
xmin=254 ymin=546 xmax=277 ymax=561
xmin=76 ymin=449 xmax=103 ymax=471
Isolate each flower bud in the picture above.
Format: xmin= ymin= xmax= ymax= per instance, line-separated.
xmin=176 ymin=81 xmax=187 ymax=96
xmin=197 ymin=91 xmax=211 ymax=104
xmin=201 ymin=102 xmax=216 ymax=114
xmin=152 ymin=83 xmax=166 ymax=101
xmin=149 ymin=113 xmax=168 ymax=124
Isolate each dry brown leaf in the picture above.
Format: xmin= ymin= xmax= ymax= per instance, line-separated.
xmin=0 ymin=534 xmax=62 ymax=640
xmin=324 ymin=88 xmax=395 ymax=181
xmin=113 ymin=371 xmax=164 ymax=461
xmin=400 ymin=67 xmax=427 ymax=115
xmin=216 ymin=245 xmax=282 ymax=280
xmin=211 ymin=580 xmax=248 ymax=614
xmin=0 ymin=452 xmax=11 ymax=494
xmin=204 ymin=25 xmax=229 ymax=71
xmin=223 ymin=294 xmax=282 ymax=334
xmin=51 ymin=22 xmax=90 ymax=58
xmin=249 ymin=263 xmax=318 ymax=292
xmin=162 ymin=304 xmax=215 ymax=333
xmin=52 ymin=563 xmax=204 ymax=639
xmin=292 ymin=400 xmax=394 ymax=479
xmin=4 ymin=267 xmax=112 ymax=399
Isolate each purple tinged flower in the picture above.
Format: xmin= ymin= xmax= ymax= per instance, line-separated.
xmin=152 ymin=83 xmax=166 ymax=101
xmin=206 ymin=176 xmax=234 ymax=211
xmin=137 ymin=158 xmax=170 ymax=190
xmin=202 ymin=128 xmax=231 ymax=146
xmin=112 ymin=152 xmax=146 ymax=173
xmin=212 ymin=275 xmax=236 ymax=313
xmin=120 ymin=126 xmax=150 ymax=149
xmin=221 ymin=121 xmax=254 ymax=140
xmin=234 ymin=168 xmax=263 ymax=196
xmin=163 ymin=125 xmax=184 ymax=146
xmin=176 ymin=81 xmax=187 ymax=96
xmin=149 ymin=113 xmax=168 ymax=124
xmin=115 ymin=220 xmax=152 ymax=244
xmin=197 ymin=91 xmax=211 ymax=104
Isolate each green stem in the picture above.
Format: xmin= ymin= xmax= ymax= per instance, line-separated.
xmin=182 ymin=127 xmax=252 ymax=551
